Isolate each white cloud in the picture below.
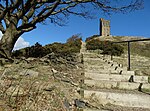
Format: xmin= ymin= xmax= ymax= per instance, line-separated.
xmin=14 ymin=37 xmax=30 ymax=50
xmin=0 ymin=31 xmax=30 ymax=50
xmin=0 ymin=31 xmax=2 ymax=38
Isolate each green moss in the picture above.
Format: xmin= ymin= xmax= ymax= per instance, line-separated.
xmin=142 ymin=88 xmax=150 ymax=93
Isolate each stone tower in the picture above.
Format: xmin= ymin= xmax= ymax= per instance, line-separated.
xmin=100 ymin=18 xmax=110 ymax=36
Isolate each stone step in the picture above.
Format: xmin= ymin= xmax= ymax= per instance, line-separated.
xmin=84 ymin=62 xmax=113 ymax=66
xmin=84 ymin=63 xmax=123 ymax=69
xmin=85 ymin=65 xmax=105 ymax=70
xmin=86 ymin=49 xmax=102 ymax=52
xmin=85 ymin=73 xmax=148 ymax=83
xmin=83 ymin=58 xmax=105 ymax=63
xmin=85 ymin=69 xmax=120 ymax=74
xmin=85 ymin=66 xmax=123 ymax=72
xmin=84 ymin=65 xmax=125 ymax=75
xmin=104 ymin=65 xmax=121 ymax=69
xmin=86 ymin=68 xmax=129 ymax=75
xmin=84 ymin=89 xmax=150 ymax=109
xmin=83 ymin=105 xmax=150 ymax=111
xmin=84 ymin=79 xmax=150 ymax=90
xmin=83 ymin=109 xmax=110 ymax=111
xmin=119 ymin=70 xmax=135 ymax=75
xmin=85 ymin=70 xmax=135 ymax=75
xmin=83 ymin=54 xmax=103 ymax=58
xmin=85 ymin=70 xmax=118 ymax=74
xmin=84 ymin=62 xmax=107 ymax=66
xmin=84 ymin=59 xmax=123 ymax=70
xmin=83 ymin=59 xmax=119 ymax=66
xmin=83 ymin=57 xmax=105 ymax=60
xmin=80 ymin=49 xmax=86 ymax=53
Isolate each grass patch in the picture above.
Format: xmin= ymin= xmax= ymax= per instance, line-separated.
xmin=86 ymin=37 xmax=124 ymax=56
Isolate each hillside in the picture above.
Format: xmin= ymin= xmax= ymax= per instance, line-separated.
xmin=81 ymin=38 xmax=150 ymax=111
xmin=0 ymin=35 xmax=150 ymax=110
xmin=97 ymin=36 xmax=150 ymax=57
xmin=0 ymin=53 xmax=84 ymax=110
xmin=86 ymin=35 xmax=150 ymax=76
xmin=0 ymin=35 xmax=85 ymax=110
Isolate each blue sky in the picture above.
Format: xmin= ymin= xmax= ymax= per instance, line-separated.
xmin=20 ymin=0 xmax=150 ymax=47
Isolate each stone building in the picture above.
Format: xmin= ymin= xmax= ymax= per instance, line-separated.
xmin=100 ymin=18 xmax=110 ymax=36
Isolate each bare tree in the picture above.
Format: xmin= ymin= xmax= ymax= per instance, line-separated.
xmin=0 ymin=0 xmax=143 ymax=60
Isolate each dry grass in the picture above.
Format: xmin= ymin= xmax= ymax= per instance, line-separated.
xmin=0 ymin=59 xmax=83 ymax=111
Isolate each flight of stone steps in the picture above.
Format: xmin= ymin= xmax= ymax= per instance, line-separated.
xmin=80 ymin=42 xmax=150 ymax=111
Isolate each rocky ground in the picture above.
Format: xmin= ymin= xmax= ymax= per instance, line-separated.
xmin=0 ymin=53 xmax=85 ymax=111
xmin=0 ymin=37 xmax=150 ymax=111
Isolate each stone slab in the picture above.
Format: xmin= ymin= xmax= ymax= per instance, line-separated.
xmin=84 ymin=90 xmax=150 ymax=109
xmin=84 ymin=60 xmax=106 ymax=64
xmin=85 ymin=80 xmax=150 ymax=90
xmin=83 ymin=109 xmax=110 ymax=111
xmin=83 ymin=58 xmax=105 ymax=61
xmin=85 ymin=73 xmax=148 ymax=83
xmin=85 ymin=65 xmax=134 ymax=75
xmin=83 ymin=53 xmax=102 ymax=58
xmin=85 ymin=70 xmax=120 ymax=74
xmin=85 ymin=65 xmax=120 ymax=70
xmin=121 ymin=70 xmax=135 ymax=75
xmin=84 ymin=62 xmax=106 ymax=66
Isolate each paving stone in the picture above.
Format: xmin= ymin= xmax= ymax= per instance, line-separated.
xmin=85 ymin=73 xmax=148 ymax=83
xmin=84 ymin=90 xmax=150 ymax=109
xmin=85 ymin=80 xmax=150 ymax=90
xmin=84 ymin=109 xmax=110 ymax=111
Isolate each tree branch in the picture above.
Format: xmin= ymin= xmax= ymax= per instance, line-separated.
xmin=31 ymin=1 xmax=60 ymax=24
xmin=37 ymin=0 xmax=57 ymax=4
xmin=51 ymin=2 xmax=78 ymax=15
xmin=17 ymin=0 xmax=35 ymax=19
xmin=17 ymin=23 xmax=36 ymax=33
xmin=22 ymin=6 xmax=36 ymax=25
xmin=66 ymin=9 xmax=92 ymax=19
xmin=1 ymin=0 xmax=143 ymax=36
xmin=19 ymin=26 xmax=36 ymax=33
xmin=0 ymin=0 xmax=22 ymax=21
xmin=94 ymin=0 xmax=143 ymax=13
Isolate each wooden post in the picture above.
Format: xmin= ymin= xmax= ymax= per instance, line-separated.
xmin=127 ymin=42 xmax=131 ymax=71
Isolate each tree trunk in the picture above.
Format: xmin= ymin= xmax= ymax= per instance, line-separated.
xmin=0 ymin=27 xmax=19 ymax=61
